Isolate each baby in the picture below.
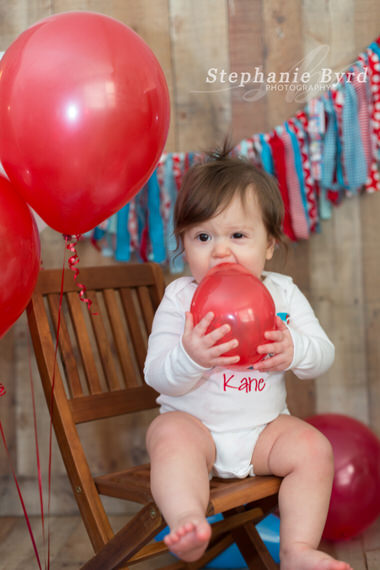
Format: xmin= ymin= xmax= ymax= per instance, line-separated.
xmin=144 ymin=144 xmax=352 ymax=570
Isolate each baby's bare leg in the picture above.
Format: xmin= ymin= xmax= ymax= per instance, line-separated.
xmin=146 ymin=411 xmax=216 ymax=562
xmin=252 ymin=415 xmax=353 ymax=570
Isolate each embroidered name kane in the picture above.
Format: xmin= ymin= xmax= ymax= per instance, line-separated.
xmin=223 ymin=373 xmax=266 ymax=393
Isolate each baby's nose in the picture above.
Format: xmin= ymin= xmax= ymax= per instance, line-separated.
xmin=212 ymin=240 xmax=232 ymax=257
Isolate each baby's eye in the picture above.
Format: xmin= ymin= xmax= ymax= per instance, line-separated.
xmin=232 ymin=232 xmax=245 ymax=239
xmin=197 ymin=233 xmax=211 ymax=242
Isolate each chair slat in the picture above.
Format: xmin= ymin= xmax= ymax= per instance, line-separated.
xmin=69 ymin=386 xmax=158 ymax=423
xmin=103 ymin=289 xmax=139 ymax=387
xmin=67 ymin=291 xmax=103 ymax=394
xmin=120 ymin=288 xmax=147 ymax=374
xmin=47 ymin=293 xmax=84 ymax=398
xmin=137 ymin=286 xmax=155 ymax=334
xmin=147 ymin=262 xmax=165 ymax=309
xmin=34 ymin=264 xmax=160 ymax=295
xmin=86 ymin=291 xmax=121 ymax=392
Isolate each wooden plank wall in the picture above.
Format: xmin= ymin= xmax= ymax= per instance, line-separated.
xmin=0 ymin=0 xmax=379 ymax=516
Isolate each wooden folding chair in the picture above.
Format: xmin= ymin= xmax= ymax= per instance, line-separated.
xmin=27 ymin=263 xmax=281 ymax=569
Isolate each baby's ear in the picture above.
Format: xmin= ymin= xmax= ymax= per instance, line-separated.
xmin=266 ymin=236 xmax=276 ymax=260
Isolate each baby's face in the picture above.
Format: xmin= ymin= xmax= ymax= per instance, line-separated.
xmin=183 ymin=188 xmax=275 ymax=283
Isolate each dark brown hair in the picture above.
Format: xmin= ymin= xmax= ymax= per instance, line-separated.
xmin=173 ymin=140 xmax=285 ymax=252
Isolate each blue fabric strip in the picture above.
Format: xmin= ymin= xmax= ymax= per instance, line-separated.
xmin=115 ymin=203 xmax=130 ymax=261
xmin=369 ymin=41 xmax=380 ymax=58
xmin=135 ymin=186 xmax=147 ymax=261
xmin=259 ymin=134 xmax=274 ymax=175
xmin=93 ymin=226 xmax=105 ymax=240
xmin=320 ymin=94 xmax=337 ymax=219
xmin=147 ymin=169 xmax=166 ymax=263
xmin=342 ymin=80 xmax=367 ymax=192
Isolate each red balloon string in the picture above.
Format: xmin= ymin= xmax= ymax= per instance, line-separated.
xmin=63 ymin=234 xmax=97 ymax=314
xmin=27 ymin=331 xmax=46 ymax=569
xmin=0 ymin=339 xmax=47 ymax=568
xmin=0 ymin=419 xmax=43 ymax=570
xmin=45 ymin=256 xmax=66 ymax=570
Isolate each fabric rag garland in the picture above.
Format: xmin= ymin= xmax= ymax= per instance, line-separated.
xmin=92 ymin=37 xmax=380 ymax=272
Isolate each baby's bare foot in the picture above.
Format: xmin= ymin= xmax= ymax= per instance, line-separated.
xmin=281 ymin=544 xmax=353 ymax=570
xmin=164 ymin=515 xmax=211 ymax=562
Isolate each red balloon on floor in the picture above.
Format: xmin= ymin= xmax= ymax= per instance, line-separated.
xmin=0 ymin=11 xmax=170 ymax=235
xmin=307 ymin=413 xmax=380 ymax=541
xmin=0 ymin=176 xmax=40 ymax=338
xmin=191 ymin=263 xmax=277 ymax=369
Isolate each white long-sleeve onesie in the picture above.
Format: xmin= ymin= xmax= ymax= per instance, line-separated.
xmin=145 ymin=271 xmax=334 ymax=477
xmin=145 ymin=271 xmax=334 ymax=434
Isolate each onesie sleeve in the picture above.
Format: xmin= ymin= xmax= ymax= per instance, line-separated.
xmin=144 ymin=279 xmax=210 ymax=396
xmin=284 ymin=280 xmax=335 ymax=379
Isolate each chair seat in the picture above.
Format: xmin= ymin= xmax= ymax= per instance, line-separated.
xmin=95 ymin=463 xmax=281 ymax=515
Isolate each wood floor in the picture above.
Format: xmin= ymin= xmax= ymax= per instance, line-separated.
xmin=0 ymin=514 xmax=379 ymax=569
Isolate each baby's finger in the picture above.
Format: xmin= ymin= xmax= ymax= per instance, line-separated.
xmin=183 ymin=311 xmax=194 ymax=334
xmin=212 ymin=354 xmax=240 ymax=367
xmin=257 ymin=341 xmax=281 ymax=355
xmin=205 ymin=323 xmax=232 ymax=345
xmin=194 ymin=311 xmax=215 ymax=335
xmin=210 ymin=337 xmax=238 ymax=356
xmin=254 ymin=353 xmax=285 ymax=371
xmin=264 ymin=329 xmax=284 ymax=341
xmin=275 ymin=315 xmax=288 ymax=330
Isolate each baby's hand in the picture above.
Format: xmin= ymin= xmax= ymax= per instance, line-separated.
xmin=182 ymin=311 xmax=240 ymax=369
xmin=254 ymin=316 xmax=294 ymax=372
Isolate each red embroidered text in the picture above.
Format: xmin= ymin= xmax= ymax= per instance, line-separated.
xmin=223 ymin=374 xmax=266 ymax=393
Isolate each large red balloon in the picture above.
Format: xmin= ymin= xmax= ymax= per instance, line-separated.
xmin=0 ymin=176 xmax=40 ymax=338
xmin=307 ymin=413 xmax=380 ymax=541
xmin=0 ymin=12 xmax=170 ymax=235
xmin=191 ymin=263 xmax=277 ymax=369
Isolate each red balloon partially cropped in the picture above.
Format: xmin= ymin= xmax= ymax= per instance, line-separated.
xmin=0 ymin=176 xmax=40 ymax=338
xmin=0 ymin=11 xmax=170 ymax=235
xmin=191 ymin=263 xmax=277 ymax=369
xmin=307 ymin=413 xmax=380 ymax=541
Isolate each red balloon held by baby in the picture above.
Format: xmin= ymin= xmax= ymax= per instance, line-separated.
xmin=190 ymin=263 xmax=277 ymax=369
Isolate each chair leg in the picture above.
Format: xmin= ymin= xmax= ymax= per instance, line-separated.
xmin=188 ymin=504 xmax=279 ymax=570
xmin=232 ymin=521 xmax=279 ymax=570
xmin=223 ymin=499 xmax=280 ymax=570
xmin=81 ymin=503 xmax=165 ymax=570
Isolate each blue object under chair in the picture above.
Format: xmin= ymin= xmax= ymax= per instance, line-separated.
xmin=155 ymin=512 xmax=280 ymax=568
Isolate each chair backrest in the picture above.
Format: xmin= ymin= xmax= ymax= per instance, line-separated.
xmin=27 ymin=263 xmax=165 ymax=551
xmin=28 ymin=263 xmax=164 ymax=424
